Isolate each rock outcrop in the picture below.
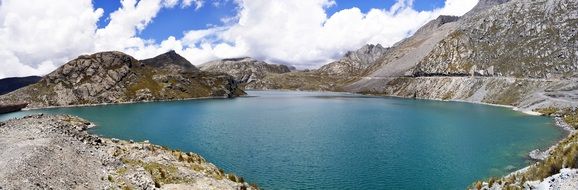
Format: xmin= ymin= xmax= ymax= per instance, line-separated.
xmin=413 ymin=15 xmax=460 ymax=37
xmin=413 ymin=0 xmax=577 ymax=78
xmin=345 ymin=14 xmax=461 ymax=92
xmin=235 ymin=12 xmax=460 ymax=92
xmin=317 ymin=44 xmax=388 ymax=76
xmin=199 ymin=0 xmax=577 ymax=113
xmin=199 ymin=57 xmax=291 ymax=85
xmin=345 ymin=0 xmax=578 ymax=111
xmin=465 ymin=0 xmax=511 ymax=16
xmin=0 ymin=103 xmax=27 ymax=114
xmin=0 ymin=114 xmax=256 ymax=189
xmin=245 ymin=71 xmax=356 ymax=91
xmin=0 ymin=51 xmax=245 ymax=108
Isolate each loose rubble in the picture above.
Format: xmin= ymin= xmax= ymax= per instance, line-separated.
xmin=0 ymin=114 xmax=256 ymax=190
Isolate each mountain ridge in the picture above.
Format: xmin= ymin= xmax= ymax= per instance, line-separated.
xmin=199 ymin=57 xmax=291 ymax=87
xmin=317 ymin=44 xmax=389 ymax=76
xmin=0 ymin=76 xmax=42 ymax=95
xmin=0 ymin=51 xmax=244 ymax=108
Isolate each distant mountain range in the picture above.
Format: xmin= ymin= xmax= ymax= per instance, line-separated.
xmin=2 ymin=0 xmax=576 ymax=112
xmin=215 ymin=0 xmax=578 ymax=112
xmin=199 ymin=57 xmax=291 ymax=87
xmin=0 ymin=0 xmax=574 ymax=112
xmin=0 ymin=0 xmax=576 ymax=187
xmin=0 ymin=76 xmax=42 ymax=95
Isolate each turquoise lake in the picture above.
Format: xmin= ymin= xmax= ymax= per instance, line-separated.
xmin=0 ymin=91 xmax=564 ymax=189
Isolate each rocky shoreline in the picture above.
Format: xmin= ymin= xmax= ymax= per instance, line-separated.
xmin=0 ymin=89 xmax=575 ymax=189
xmin=529 ymin=117 xmax=576 ymax=161
xmin=0 ymin=114 xmax=256 ymax=190
xmin=470 ymin=112 xmax=578 ymax=189
xmin=20 ymin=95 xmax=240 ymax=111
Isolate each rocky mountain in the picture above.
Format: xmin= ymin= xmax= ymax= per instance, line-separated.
xmin=344 ymin=14 xmax=462 ymax=93
xmin=344 ymin=0 xmax=578 ymax=111
xmin=199 ymin=57 xmax=291 ymax=85
xmin=0 ymin=76 xmax=42 ymax=95
xmin=466 ymin=0 xmax=511 ymax=16
xmin=317 ymin=44 xmax=388 ymax=76
xmin=245 ymin=70 xmax=357 ymax=91
xmin=0 ymin=51 xmax=244 ymax=108
xmin=141 ymin=50 xmax=200 ymax=73
xmin=242 ymin=13 xmax=461 ymax=91
xmin=220 ymin=0 xmax=577 ymax=112
xmin=414 ymin=0 xmax=576 ymax=78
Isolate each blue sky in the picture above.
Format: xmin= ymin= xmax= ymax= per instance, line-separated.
xmin=93 ymin=0 xmax=447 ymax=43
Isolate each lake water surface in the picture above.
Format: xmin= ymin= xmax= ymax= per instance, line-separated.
xmin=0 ymin=91 xmax=563 ymax=189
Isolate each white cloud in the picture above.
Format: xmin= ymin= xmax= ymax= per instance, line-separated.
xmin=0 ymin=0 xmax=478 ymax=78
xmin=94 ymin=0 xmax=165 ymax=51
xmin=171 ymin=0 xmax=478 ymax=67
xmin=0 ymin=50 xmax=56 ymax=78
xmin=439 ymin=0 xmax=479 ymax=16
xmin=211 ymin=0 xmax=232 ymax=8
xmin=182 ymin=0 xmax=204 ymax=10
xmin=0 ymin=0 xmax=102 ymax=77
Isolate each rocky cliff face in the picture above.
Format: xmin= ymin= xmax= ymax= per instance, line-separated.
xmin=345 ymin=14 xmax=461 ymax=92
xmin=317 ymin=44 xmax=388 ymax=76
xmin=345 ymin=0 xmax=578 ymax=111
xmin=413 ymin=0 xmax=577 ymax=78
xmin=0 ymin=51 xmax=244 ymax=108
xmin=413 ymin=15 xmax=460 ymax=37
xmin=245 ymin=71 xmax=356 ymax=91
xmin=199 ymin=57 xmax=291 ymax=86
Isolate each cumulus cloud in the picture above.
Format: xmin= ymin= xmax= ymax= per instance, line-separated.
xmin=0 ymin=0 xmax=102 ymax=78
xmin=182 ymin=0 xmax=204 ymax=10
xmin=0 ymin=0 xmax=478 ymax=78
xmin=170 ymin=0 xmax=478 ymax=67
xmin=0 ymin=0 xmax=203 ymax=78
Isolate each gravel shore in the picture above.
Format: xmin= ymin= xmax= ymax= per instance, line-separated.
xmin=0 ymin=114 xmax=256 ymax=190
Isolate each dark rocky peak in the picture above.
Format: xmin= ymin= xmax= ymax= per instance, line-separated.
xmin=414 ymin=15 xmax=460 ymax=35
xmin=317 ymin=44 xmax=388 ymax=75
xmin=343 ymin=44 xmax=388 ymax=64
xmin=287 ymin=65 xmax=297 ymax=71
xmin=139 ymin=50 xmax=199 ymax=72
xmin=344 ymin=44 xmax=387 ymax=59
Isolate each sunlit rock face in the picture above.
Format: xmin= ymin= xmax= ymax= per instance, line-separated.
xmin=317 ymin=44 xmax=389 ymax=76
xmin=0 ymin=51 xmax=244 ymax=108
xmin=199 ymin=57 xmax=291 ymax=83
